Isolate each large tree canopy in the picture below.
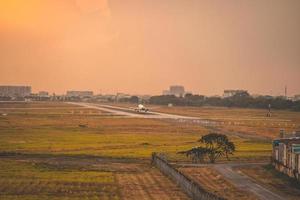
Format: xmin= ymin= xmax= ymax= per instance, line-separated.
xmin=180 ymin=133 xmax=236 ymax=163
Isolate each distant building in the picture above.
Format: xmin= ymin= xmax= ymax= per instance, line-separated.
xmin=162 ymin=90 xmax=171 ymax=95
xmin=163 ymin=85 xmax=185 ymax=97
xmin=223 ymin=90 xmax=248 ymax=98
xmin=116 ymin=93 xmax=132 ymax=101
xmin=137 ymin=95 xmax=151 ymax=101
xmin=93 ymin=94 xmax=115 ymax=103
xmin=0 ymin=86 xmax=31 ymax=97
xmin=294 ymin=95 xmax=300 ymax=101
xmin=272 ymin=131 xmax=300 ymax=181
xmin=38 ymin=91 xmax=49 ymax=97
xmin=66 ymin=91 xmax=93 ymax=97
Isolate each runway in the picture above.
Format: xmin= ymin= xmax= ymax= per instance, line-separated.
xmin=68 ymin=102 xmax=200 ymax=120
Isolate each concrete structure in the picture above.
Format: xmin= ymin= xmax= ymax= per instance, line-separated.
xmin=97 ymin=94 xmax=116 ymax=102
xmin=163 ymin=85 xmax=185 ymax=97
xmin=162 ymin=90 xmax=171 ymax=95
xmin=272 ymin=133 xmax=300 ymax=181
xmin=137 ymin=95 xmax=151 ymax=101
xmin=38 ymin=91 xmax=49 ymax=97
xmin=152 ymin=153 xmax=224 ymax=200
xmin=116 ymin=93 xmax=131 ymax=101
xmin=223 ymin=90 xmax=248 ymax=98
xmin=0 ymin=86 xmax=31 ymax=97
xmin=66 ymin=91 xmax=93 ymax=97
xmin=293 ymin=95 xmax=300 ymax=101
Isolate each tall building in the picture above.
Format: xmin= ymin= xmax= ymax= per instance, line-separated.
xmin=163 ymin=85 xmax=185 ymax=97
xmin=0 ymin=86 xmax=31 ymax=97
xmin=66 ymin=91 xmax=93 ymax=97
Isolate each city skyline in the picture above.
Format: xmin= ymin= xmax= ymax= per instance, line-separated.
xmin=1 ymin=0 xmax=300 ymax=96
xmin=0 ymin=84 xmax=295 ymax=97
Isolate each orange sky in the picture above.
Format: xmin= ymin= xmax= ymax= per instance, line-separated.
xmin=0 ymin=0 xmax=299 ymax=96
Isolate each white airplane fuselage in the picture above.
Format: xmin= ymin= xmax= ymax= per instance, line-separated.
xmin=134 ymin=104 xmax=149 ymax=113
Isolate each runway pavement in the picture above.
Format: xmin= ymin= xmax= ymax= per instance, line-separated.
xmin=68 ymin=102 xmax=200 ymax=120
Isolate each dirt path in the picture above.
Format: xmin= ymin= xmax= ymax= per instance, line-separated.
xmin=178 ymin=163 xmax=285 ymax=200
xmin=180 ymin=167 xmax=258 ymax=200
xmin=214 ymin=165 xmax=284 ymax=200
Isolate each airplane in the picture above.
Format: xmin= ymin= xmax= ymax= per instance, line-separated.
xmin=134 ymin=104 xmax=149 ymax=113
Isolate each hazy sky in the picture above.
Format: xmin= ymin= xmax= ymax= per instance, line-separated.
xmin=0 ymin=0 xmax=299 ymax=96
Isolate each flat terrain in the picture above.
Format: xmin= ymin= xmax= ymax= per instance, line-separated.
xmin=0 ymin=102 xmax=273 ymax=161
xmin=110 ymin=103 xmax=300 ymax=139
xmin=1 ymin=101 xmax=299 ymax=199
xmin=69 ymin=102 xmax=200 ymax=119
xmin=0 ymin=102 xmax=193 ymax=199
xmin=0 ymin=154 xmax=188 ymax=200
xmin=0 ymin=102 xmax=207 ymax=158
xmin=149 ymin=105 xmax=300 ymax=139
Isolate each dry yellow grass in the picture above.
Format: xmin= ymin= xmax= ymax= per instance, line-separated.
xmin=0 ymin=156 xmax=189 ymax=200
xmin=0 ymin=102 xmax=275 ymax=161
xmin=145 ymin=105 xmax=300 ymax=139
xmin=0 ymin=102 xmax=208 ymax=159
xmin=0 ymin=102 xmax=297 ymax=199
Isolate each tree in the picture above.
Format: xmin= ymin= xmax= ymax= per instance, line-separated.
xmin=223 ymin=140 xmax=235 ymax=160
xmin=129 ymin=96 xmax=139 ymax=104
xmin=199 ymin=133 xmax=235 ymax=163
xmin=179 ymin=147 xmax=209 ymax=163
xmin=179 ymin=133 xmax=236 ymax=163
xmin=148 ymin=93 xmax=300 ymax=112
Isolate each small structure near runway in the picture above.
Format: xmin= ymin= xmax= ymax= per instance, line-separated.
xmin=272 ymin=131 xmax=300 ymax=181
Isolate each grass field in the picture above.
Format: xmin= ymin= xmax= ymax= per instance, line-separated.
xmin=149 ymin=105 xmax=300 ymax=139
xmin=1 ymin=101 xmax=299 ymax=199
xmin=0 ymin=102 xmax=275 ymax=161
xmin=112 ymin=103 xmax=300 ymax=139
xmin=0 ymin=158 xmax=117 ymax=200
xmin=0 ymin=102 xmax=194 ymax=200
xmin=0 ymin=154 xmax=189 ymax=200
xmin=0 ymin=103 xmax=205 ymax=158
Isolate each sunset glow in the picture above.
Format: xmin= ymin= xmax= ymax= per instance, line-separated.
xmin=0 ymin=0 xmax=299 ymax=95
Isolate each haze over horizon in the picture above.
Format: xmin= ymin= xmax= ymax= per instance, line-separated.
xmin=0 ymin=0 xmax=300 ymax=96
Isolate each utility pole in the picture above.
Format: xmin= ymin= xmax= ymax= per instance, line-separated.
xmin=285 ymin=85 xmax=287 ymax=99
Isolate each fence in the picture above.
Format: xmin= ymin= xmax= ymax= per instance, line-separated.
xmin=151 ymin=153 xmax=226 ymax=200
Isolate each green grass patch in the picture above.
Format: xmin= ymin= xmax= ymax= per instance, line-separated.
xmin=0 ymin=159 xmax=118 ymax=200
